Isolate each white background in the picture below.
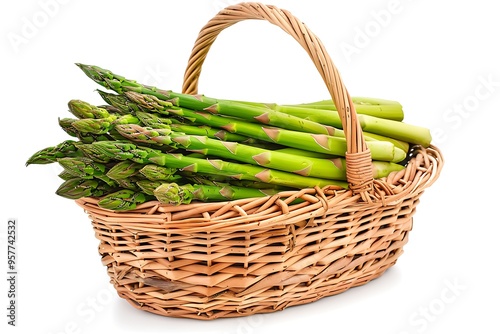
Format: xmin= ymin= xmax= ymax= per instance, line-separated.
xmin=2 ymin=0 xmax=499 ymax=333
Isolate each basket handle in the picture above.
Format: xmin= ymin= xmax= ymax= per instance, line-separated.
xmin=182 ymin=2 xmax=374 ymax=196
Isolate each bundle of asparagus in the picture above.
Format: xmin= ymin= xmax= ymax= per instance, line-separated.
xmin=26 ymin=64 xmax=432 ymax=210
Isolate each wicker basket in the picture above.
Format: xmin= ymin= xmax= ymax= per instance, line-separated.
xmin=75 ymin=2 xmax=443 ymax=320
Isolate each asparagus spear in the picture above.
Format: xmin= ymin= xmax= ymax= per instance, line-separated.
xmin=175 ymin=96 xmax=405 ymax=142
xmin=114 ymin=176 xmax=143 ymax=191
xmin=125 ymin=91 xmax=405 ymax=162
xmin=97 ymin=189 xmax=151 ymax=211
xmin=95 ymin=84 xmax=408 ymax=156
xmin=136 ymin=110 xmax=253 ymax=142
xmin=58 ymin=117 xmax=79 ymax=137
xmin=271 ymin=104 xmax=431 ymax=147
xmin=67 ymin=99 xmax=142 ymax=135
xmin=137 ymin=110 xmax=247 ymax=140
xmin=138 ymin=164 xmax=179 ymax=181
xmin=226 ymin=97 xmax=405 ymax=121
xmin=153 ymin=183 xmax=280 ymax=205
xmin=58 ymin=157 xmax=107 ymax=178
xmin=57 ymin=157 xmax=117 ymax=186
xmin=59 ymin=158 xmax=178 ymax=195
xmin=77 ymin=64 xmax=431 ymax=145
xmin=58 ymin=170 xmax=77 ymax=181
xmin=26 ymin=140 xmax=83 ymax=165
xmin=168 ymin=123 xmax=253 ymax=143
xmin=135 ymin=180 xmax=163 ymax=195
xmin=58 ymin=117 xmax=114 ymax=143
xmin=135 ymin=111 xmax=172 ymax=128
xmin=68 ymin=100 xmax=110 ymax=119
xmin=75 ymin=141 xmax=348 ymax=189
xmin=71 ymin=114 xmax=141 ymax=135
xmin=98 ymin=104 xmax=127 ymax=115
xmin=137 ymin=111 xmax=264 ymax=150
xmin=58 ymin=157 xmax=182 ymax=190
xmin=180 ymin=171 xmax=290 ymax=190
xmin=360 ymin=132 xmax=409 ymax=153
xmin=103 ymin=93 xmax=258 ymax=145
xmin=97 ymin=90 xmax=141 ymax=115
xmin=56 ymin=178 xmax=114 ymax=199
xmin=282 ymin=97 xmax=404 ymax=121
xmin=133 ymin=91 xmax=409 ymax=153
xmin=71 ymin=117 xmax=117 ymax=135
xmin=115 ymin=124 xmax=404 ymax=180
xmin=76 ymin=63 xmax=336 ymax=135
xmin=105 ymin=160 xmax=144 ymax=180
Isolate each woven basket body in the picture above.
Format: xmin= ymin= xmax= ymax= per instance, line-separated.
xmin=76 ymin=2 xmax=443 ymax=320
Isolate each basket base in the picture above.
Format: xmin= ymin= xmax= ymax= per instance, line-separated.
xmin=117 ymin=261 xmax=395 ymax=320
xmin=104 ymin=240 xmax=407 ymax=320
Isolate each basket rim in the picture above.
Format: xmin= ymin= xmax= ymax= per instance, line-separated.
xmin=76 ymin=144 xmax=443 ymax=233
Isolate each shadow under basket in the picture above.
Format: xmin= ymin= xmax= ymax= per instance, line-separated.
xmin=75 ymin=2 xmax=443 ymax=320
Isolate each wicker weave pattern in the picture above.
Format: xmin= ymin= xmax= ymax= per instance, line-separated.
xmin=76 ymin=145 xmax=442 ymax=320
xmin=75 ymin=2 xmax=443 ymax=320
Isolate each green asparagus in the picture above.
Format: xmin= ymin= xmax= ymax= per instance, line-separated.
xmin=68 ymin=100 xmax=110 ymax=119
xmin=77 ymin=63 xmax=431 ymax=146
xmin=97 ymin=189 xmax=151 ymax=211
xmin=124 ymin=91 xmax=405 ymax=162
xmin=115 ymin=124 xmax=404 ymax=180
xmin=26 ymin=140 xmax=83 ymax=165
xmin=25 ymin=61 xmax=436 ymax=211
xmin=77 ymin=63 xmax=337 ymax=135
xmin=153 ymin=182 xmax=280 ymax=205
xmin=75 ymin=141 xmax=348 ymax=189
xmin=56 ymin=178 xmax=113 ymax=199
